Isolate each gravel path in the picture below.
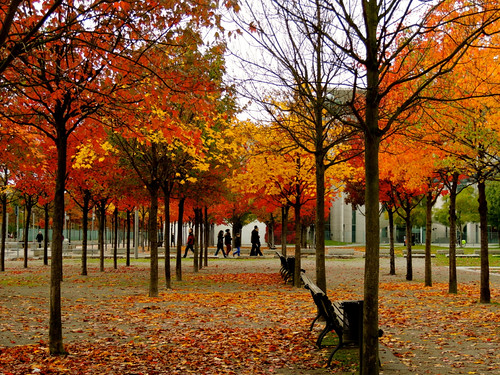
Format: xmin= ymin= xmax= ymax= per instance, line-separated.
xmin=0 ymin=254 xmax=498 ymax=374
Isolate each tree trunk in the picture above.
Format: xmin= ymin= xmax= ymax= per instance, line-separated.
xmin=148 ymin=186 xmax=159 ymax=297
xmin=44 ymin=203 xmax=49 ymax=266
xmin=176 ymin=197 xmax=185 ymax=281
xmin=193 ymin=208 xmax=199 ymax=272
xmin=424 ymin=191 xmax=433 ymax=287
xmin=363 ymin=128 xmax=381 ymax=374
xmin=388 ymin=207 xmax=395 ymax=275
xmin=204 ymin=207 xmax=209 ymax=267
xmin=23 ymin=199 xmax=32 ymax=268
xmin=1 ymin=193 xmax=6 ymax=272
xmin=126 ymin=209 xmax=131 ymax=267
xmin=448 ymin=173 xmax=458 ymax=294
xmin=163 ymin=189 xmax=171 ymax=289
xmin=122 ymin=218 xmax=126 ymax=249
xmin=363 ymin=8 xmax=382 ymax=362
xmin=281 ymin=205 xmax=289 ymax=256
xmin=293 ymin=201 xmax=302 ymax=288
xmin=113 ymin=207 xmax=118 ymax=270
xmin=269 ymin=213 xmax=275 ymax=248
xmin=49 ymin=134 xmax=67 ymax=355
xmin=478 ymin=180 xmax=490 ymax=303
xmin=405 ymin=212 xmax=413 ymax=281
xmin=314 ymin=158 xmax=326 ymax=292
xmin=197 ymin=208 xmax=203 ymax=270
xmin=98 ymin=201 xmax=106 ymax=273
xmin=81 ymin=191 xmax=90 ymax=276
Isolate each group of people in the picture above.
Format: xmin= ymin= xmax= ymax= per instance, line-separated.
xmin=183 ymin=225 xmax=263 ymax=258
xmin=215 ymin=229 xmax=241 ymax=257
xmin=214 ymin=225 xmax=263 ymax=257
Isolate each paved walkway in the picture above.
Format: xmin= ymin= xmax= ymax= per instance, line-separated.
xmin=3 ymin=247 xmax=498 ymax=374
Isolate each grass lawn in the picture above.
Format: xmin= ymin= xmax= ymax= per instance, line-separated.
xmin=325 ymin=240 xmax=500 ymax=267
xmin=434 ymin=253 xmax=500 ymax=267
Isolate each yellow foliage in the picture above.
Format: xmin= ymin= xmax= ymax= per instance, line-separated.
xmin=231 ymin=122 xmax=318 ymax=203
xmin=73 ymin=144 xmax=98 ymax=169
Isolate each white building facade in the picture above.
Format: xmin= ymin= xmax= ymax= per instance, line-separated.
xmin=327 ymin=192 xmax=495 ymax=245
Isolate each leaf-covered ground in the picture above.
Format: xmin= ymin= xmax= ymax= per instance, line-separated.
xmin=0 ymin=257 xmax=498 ymax=374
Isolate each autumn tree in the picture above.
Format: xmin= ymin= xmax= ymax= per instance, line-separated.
xmin=68 ymin=128 xmax=137 ymax=275
xmin=416 ymin=25 xmax=500 ymax=301
xmin=170 ymin=134 xmax=237 ymax=279
xmin=404 ymin=120 xmax=471 ymax=291
xmin=0 ymin=0 xmax=63 ymax=76
xmin=318 ymin=3 xmax=500 ymax=371
xmin=208 ymin=119 xmax=256 ymax=241
xmin=1 ymin=0 xmax=234 ymax=355
xmin=232 ymin=122 xmax=328 ymax=287
xmin=110 ymin=126 xmax=195 ymax=294
xmin=378 ymin=132 xmax=447 ymax=281
xmin=181 ymin=94 xmax=241 ymax=270
xmin=1 ymin=8 xmax=111 ymax=355
xmin=435 ymin=7 xmax=500 ymax=301
xmin=230 ymin=1 xmax=360 ymax=294
xmin=231 ymin=1 xmax=500 ymax=372
xmin=109 ymin=36 xmax=234 ymax=289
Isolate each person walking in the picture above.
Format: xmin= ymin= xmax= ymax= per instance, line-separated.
xmin=250 ymin=226 xmax=262 ymax=256
xmin=36 ymin=231 xmax=43 ymax=248
xmin=214 ymin=230 xmax=226 ymax=257
xmin=182 ymin=228 xmax=195 ymax=258
xmin=224 ymin=229 xmax=232 ymax=256
xmin=233 ymin=232 xmax=241 ymax=256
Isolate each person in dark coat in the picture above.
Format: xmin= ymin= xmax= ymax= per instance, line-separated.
xmin=214 ymin=230 xmax=226 ymax=257
xmin=36 ymin=231 xmax=43 ymax=248
xmin=250 ymin=226 xmax=262 ymax=256
xmin=224 ymin=229 xmax=232 ymax=256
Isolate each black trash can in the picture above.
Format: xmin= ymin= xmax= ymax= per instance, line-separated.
xmin=341 ymin=300 xmax=363 ymax=345
xmin=341 ymin=300 xmax=364 ymax=371
xmin=341 ymin=300 xmax=383 ymax=372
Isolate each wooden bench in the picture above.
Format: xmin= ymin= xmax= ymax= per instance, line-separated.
xmin=474 ymin=249 xmax=500 ymax=256
xmin=300 ymin=271 xmax=354 ymax=366
xmin=300 ymin=271 xmax=382 ymax=368
xmin=326 ymin=247 xmax=355 ymax=258
xmin=276 ymin=251 xmax=295 ymax=284
xmin=403 ymin=249 xmax=435 ymax=258
xmin=437 ymin=248 xmax=465 ymax=255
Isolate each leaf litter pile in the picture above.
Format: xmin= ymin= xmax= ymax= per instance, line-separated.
xmin=0 ymin=258 xmax=499 ymax=374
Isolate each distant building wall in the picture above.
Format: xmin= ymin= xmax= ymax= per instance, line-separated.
xmin=329 ymin=193 xmax=368 ymax=244
xmin=328 ymin=192 xmax=497 ymax=245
